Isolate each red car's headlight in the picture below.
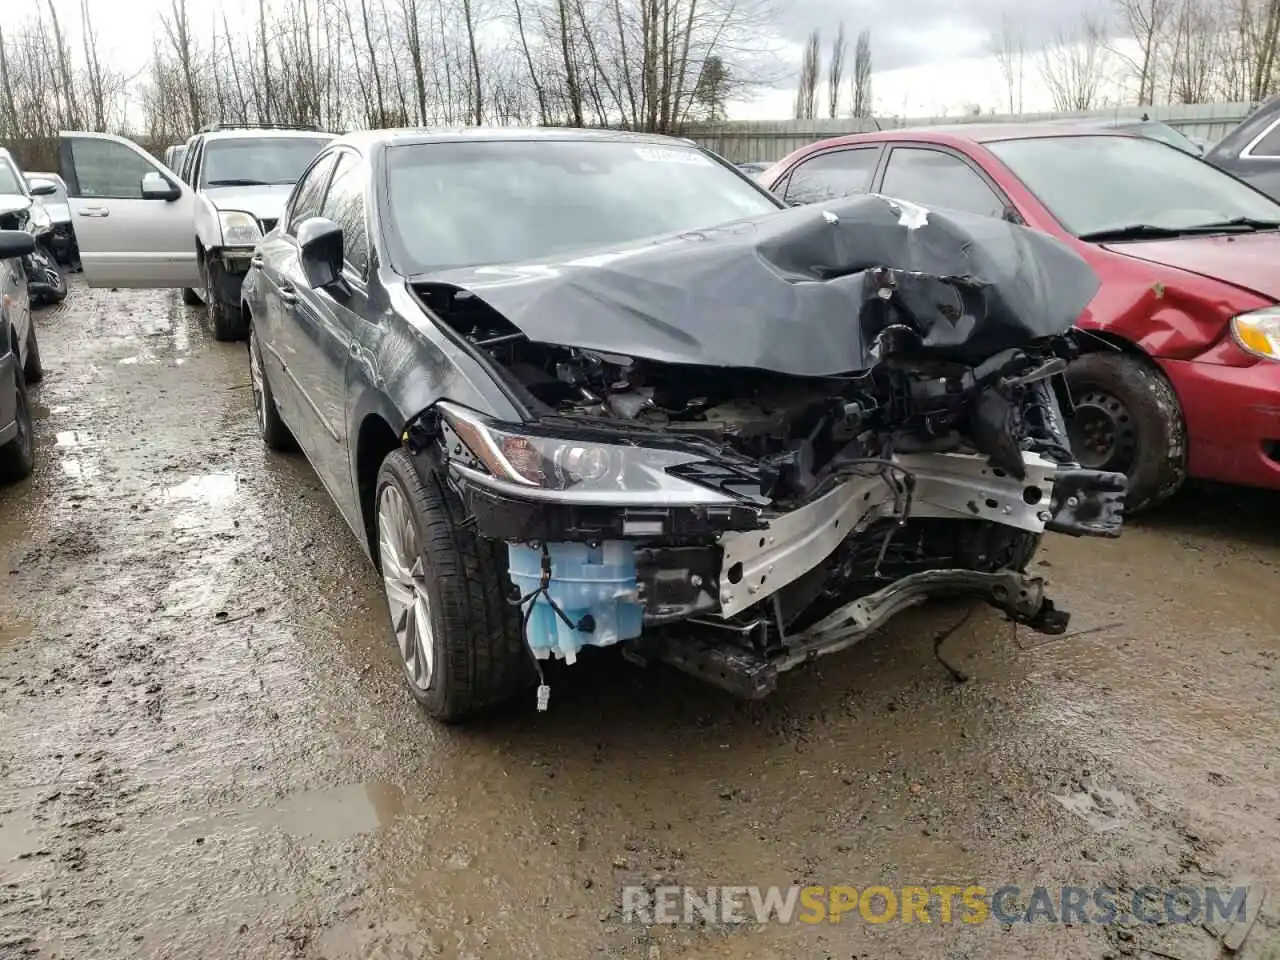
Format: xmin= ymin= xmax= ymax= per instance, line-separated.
xmin=1232 ymin=307 xmax=1280 ymax=361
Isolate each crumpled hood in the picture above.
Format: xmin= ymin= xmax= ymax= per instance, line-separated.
xmin=203 ymin=184 xmax=294 ymax=222
xmin=1101 ymin=231 xmax=1280 ymax=302
xmin=423 ymin=194 xmax=1100 ymax=377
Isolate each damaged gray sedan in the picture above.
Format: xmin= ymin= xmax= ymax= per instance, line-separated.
xmin=238 ymin=129 xmax=1126 ymax=722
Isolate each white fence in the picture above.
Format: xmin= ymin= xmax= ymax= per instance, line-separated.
xmin=686 ymin=101 xmax=1256 ymax=162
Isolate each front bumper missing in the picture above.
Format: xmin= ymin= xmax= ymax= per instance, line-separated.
xmin=653 ymin=568 xmax=1066 ymax=699
xmin=718 ymin=450 xmax=1068 ymax=617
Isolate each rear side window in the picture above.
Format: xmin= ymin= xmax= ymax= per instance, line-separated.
xmin=319 ymin=152 xmax=370 ymax=277
xmin=1250 ymin=120 xmax=1280 ymax=157
xmin=784 ymin=148 xmax=880 ymax=205
xmin=287 ymin=155 xmax=338 ymax=233
xmin=69 ymin=139 xmax=156 ymax=199
xmin=879 ymin=147 xmax=1006 ymax=219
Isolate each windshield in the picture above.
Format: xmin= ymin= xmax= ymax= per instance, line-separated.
xmin=383 ymin=139 xmax=782 ymax=273
xmin=988 ymin=135 xmax=1280 ymax=237
xmin=0 ymin=160 xmax=24 ymax=196
xmin=201 ymin=137 xmax=332 ymax=187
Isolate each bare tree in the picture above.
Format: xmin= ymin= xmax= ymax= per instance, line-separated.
xmin=1112 ymin=0 xmax=1171 ymax=104
xmin=1 ymin=0 xmax=782 ymax=166
xmin=794 ymin=28 xmax=820 ymax=119
xmin=827 ymin=22 xmax=846 ymax=119
xmin=850 ymin=28 xmax=872 ymax=118
xmin=988 ymin=12 xmax=1026 ymax=114
xmin=1039 ymin=11 xmax=1110 ymax=111
xmin=1167 ymin=0 xmax=1217 ymax=101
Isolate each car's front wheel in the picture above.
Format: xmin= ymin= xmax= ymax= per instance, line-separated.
xmin=248 ymin=324 xmax=296 ymax=451
xmin=0 ymin=363 xmax=35 ymax=482
xmin=374 ymin=450 xmax=530 ymax=723
xmin=203 ymin=256 xmax=248 ymax=342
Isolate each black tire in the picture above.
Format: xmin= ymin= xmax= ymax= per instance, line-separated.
xmin=23 ymin=324 xmax=44 ymax=384
xmin=375 ymin=450 xmax=531 ymax=722
xmin=248 ymin=323 xmax=296 ymax=452
xmin=204 ymin=256 xmax=248 ymax=342
xmin=1065 ymin=352 xmax=1186 ymax=513
xmin=0 ymin=362 xmax=35 ymax=482
xmin=182 ymin=287 xmax=202 ymax=306
xmin=42 ymin=266 xmax=67 ymax=304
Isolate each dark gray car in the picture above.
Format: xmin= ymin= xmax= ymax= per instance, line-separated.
xmin=0 ymin=227 xmax=40 ymax=482
xmin=235 ymin=128 xmax=1124 ymax=722
xmin=1204 ymin=98 xmax=1280 ymax=200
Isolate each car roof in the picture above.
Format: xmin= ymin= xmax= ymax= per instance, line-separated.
xmin=822 ymin=122 xmax=1154 ymax=147
xmin=327 ymin=126 xmax=700 ymax=152
xmin=198 ymin=129 xmax=337 ymax=142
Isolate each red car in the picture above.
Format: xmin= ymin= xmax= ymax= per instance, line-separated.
xmin=761 ymin=125 xmax=1280 ymax=511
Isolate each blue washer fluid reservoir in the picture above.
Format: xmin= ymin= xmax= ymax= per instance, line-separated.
xmin=507 ymin=542 xmax=643 ymax=664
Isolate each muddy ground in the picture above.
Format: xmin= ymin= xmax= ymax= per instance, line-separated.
xmin=0 ymin=280 xmax=1277 ymax=960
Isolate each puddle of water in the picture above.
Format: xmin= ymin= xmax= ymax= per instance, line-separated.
xmin=166 ymin=782 xmax=406 ymax=846
xmin=55 ymin=430 xmax=91 ymax=448
xmin=165 ymin=472 xmax=240 ymax=504
xmin=1052 ymin=784 xmax=1140 ymax=832
xmin=60 ymin=457 xmax=98 ymax=480
xmin=0 ymin=792 xmax=46 ymax=883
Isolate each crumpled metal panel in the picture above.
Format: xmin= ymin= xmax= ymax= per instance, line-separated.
xmin=420 ymin=193 xmax=1101 ymax=376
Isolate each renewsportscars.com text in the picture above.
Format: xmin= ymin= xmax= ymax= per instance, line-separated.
xmin=621 ymin=884 xmax=1250 ymax=926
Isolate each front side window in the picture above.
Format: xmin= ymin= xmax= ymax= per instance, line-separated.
xmin=319 ymin=153 xmax=370 ymax=276
xmin=201 ymin=137 xmax=333 ymax=188
xmin=69 ymin=138 xmax=159 ymax=199
xmin=287 ymin=154 xmax=338 ymax=233
xmin=784 ymin=148 xmax=880 ymax=205
xmin=382 ymin=139 xmax=782 ymax=274
xmin=988 ymin=134 xmax=1280 ymax=236
xmin=879 ymin=147 xmax=1006 ymax=219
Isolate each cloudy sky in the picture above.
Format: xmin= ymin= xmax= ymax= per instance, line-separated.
xmin=1 ymin=0 xmax=1125 ymax=122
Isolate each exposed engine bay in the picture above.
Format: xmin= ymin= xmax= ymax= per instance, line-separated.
xmin=416 ymin=279 xmax=1088 ymax=507
xmin=405 ymin=195 xmax=1128 ymax=703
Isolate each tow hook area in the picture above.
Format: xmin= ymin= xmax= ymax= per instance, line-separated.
xmin=649 ymin=569 xmax=1068 ymax=700
xmin=1045 ymin=467 xmax=1127 ymax=538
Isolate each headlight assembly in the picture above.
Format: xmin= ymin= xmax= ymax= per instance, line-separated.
xmin=218 ymin=210 xmax=263 ymax=247
xmin=437 ymin=401 xmax=738 ymax=506
xmin=1232 ymin=307 xmax=1280 ymax=360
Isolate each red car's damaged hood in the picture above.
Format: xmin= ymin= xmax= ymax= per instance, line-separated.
xmin=1101 ymin=231 xmax=1280 ymax=302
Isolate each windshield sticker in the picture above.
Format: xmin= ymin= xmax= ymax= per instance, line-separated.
xmin=633 ymin=147 xmax=713 ymax=166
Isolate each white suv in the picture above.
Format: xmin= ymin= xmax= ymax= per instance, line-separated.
xmin=58 ymin=125 xmax=334 ymax=340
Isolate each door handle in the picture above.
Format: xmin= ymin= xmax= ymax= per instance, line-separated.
xmin=250 ymin=256 xmax=264 ymax=268
xmin=278 ymin=286 xmax=298 ymax=305
xmin=77 ymin=207 xmax=109 ymax=218
xmin=348 ymin=341 xmax=361 ymax=358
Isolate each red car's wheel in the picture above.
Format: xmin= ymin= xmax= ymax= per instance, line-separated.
xmin=1066 ymin=352 xmax=1187 ymax=513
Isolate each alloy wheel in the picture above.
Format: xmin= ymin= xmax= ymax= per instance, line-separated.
xmin=14 ymin=377 xmax=31 ymax=462
xmin=248 ymin=329 xmax=266 ymax=434
xmin=377 ymin=483 xmax=434 ymax=690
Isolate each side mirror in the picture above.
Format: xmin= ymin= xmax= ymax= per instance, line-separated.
xmin=296 ymin=216 xmax=346 ymax=292
xmin=141 ymin=171 xmax=181 ymax=202
xmin=1001 ymin=205 xmax=1025 ymax=225
xmin=0 ymin=228 xmax=36 ymax=259
xmin=27 ymin=179 xmax=58 ymax=197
